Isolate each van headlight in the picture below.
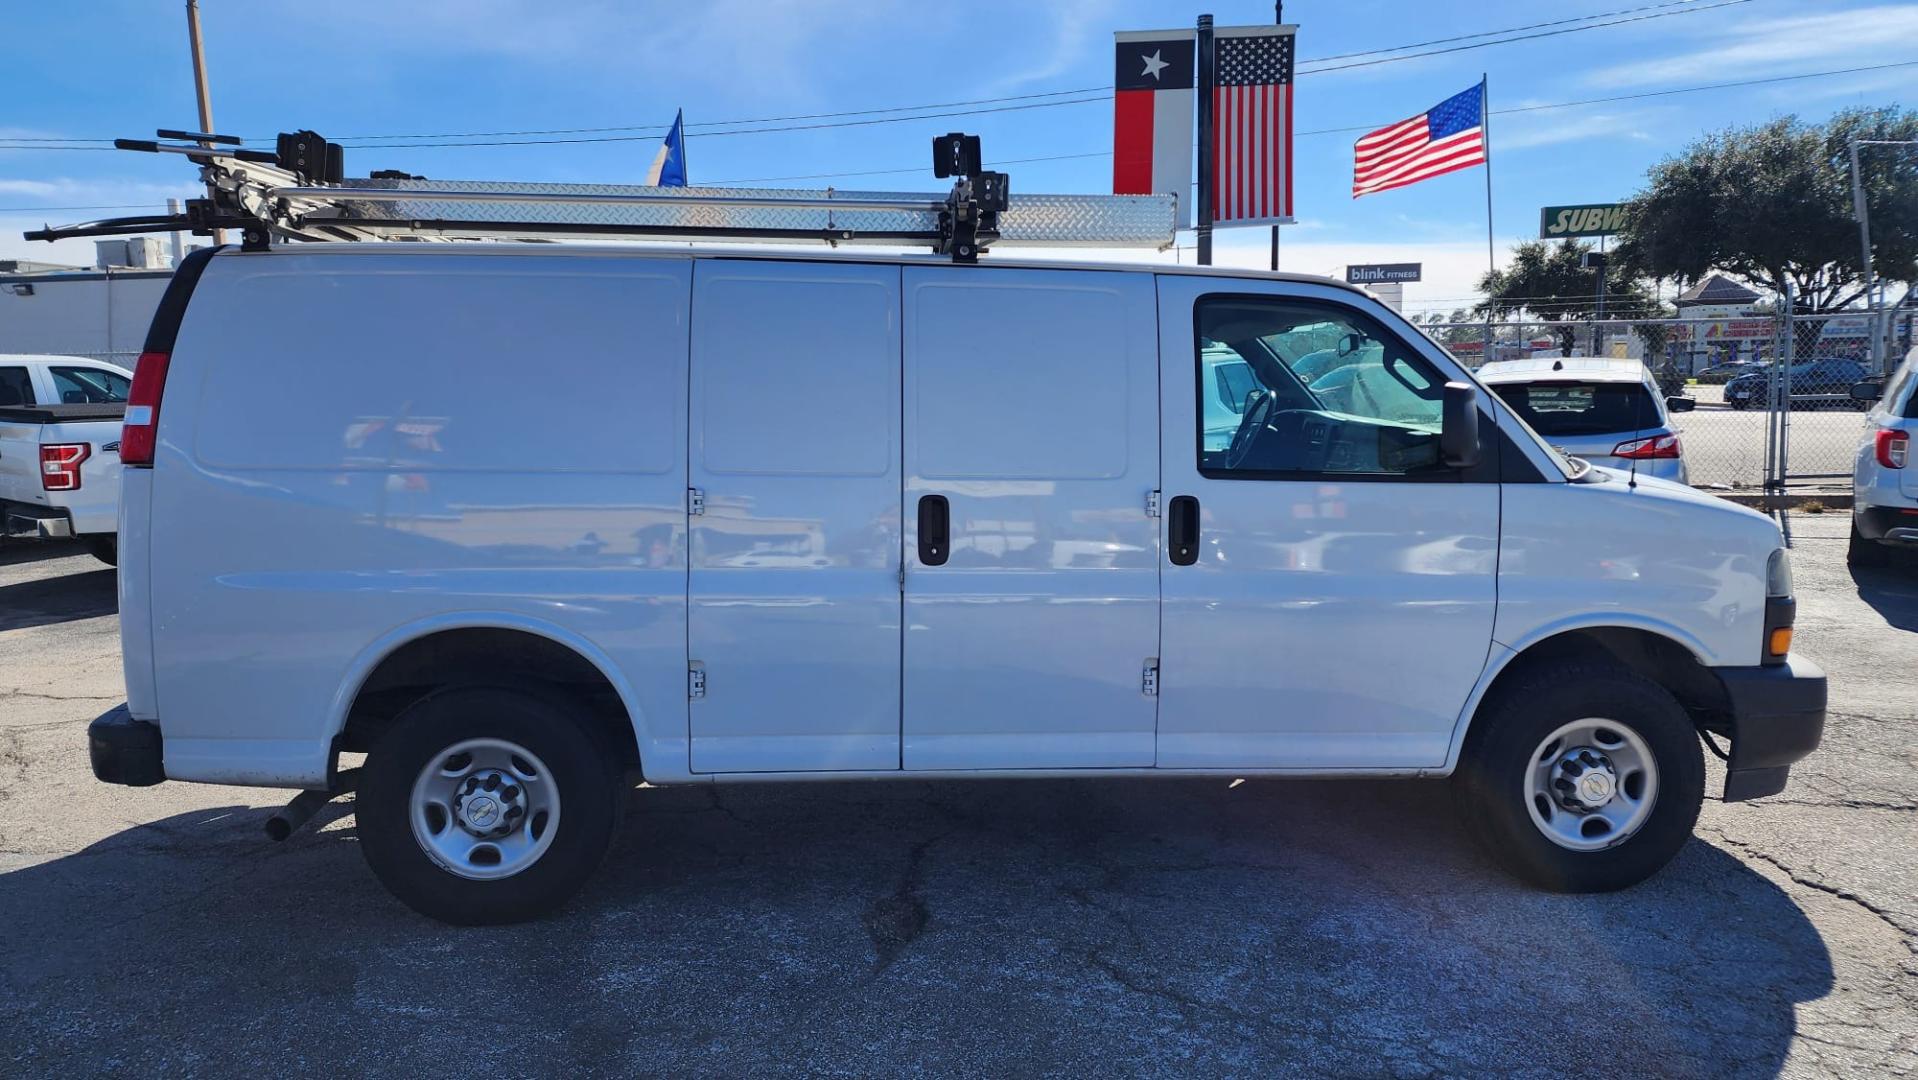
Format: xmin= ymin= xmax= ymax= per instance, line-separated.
xmin=1766 ymin=548 xmax=1794 ymax=597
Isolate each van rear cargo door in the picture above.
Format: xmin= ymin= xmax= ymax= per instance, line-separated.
xmin=900 ymin=267 xmax=1162 ymax=769
xmin=687 ymin=261 xmax=903 ymax=773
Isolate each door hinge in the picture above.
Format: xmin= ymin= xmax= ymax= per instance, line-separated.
xmin=1145 ymin=489 xmax=1162 ymax=518
xmin=688 ymin=666 xmax=706 ymax=700
xmin=687 ymin=487 xmax=705 ymax=515
xmin=1141 ymin=659 xmax=1159 ymax=697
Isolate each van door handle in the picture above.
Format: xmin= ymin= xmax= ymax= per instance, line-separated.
xmin=1167 ymin=495 xmax=1199 ymax=566
xmin=917 ymin=494 xmax=950 ymax=566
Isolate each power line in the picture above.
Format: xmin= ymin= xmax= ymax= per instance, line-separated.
xmin=311 ymin=0 xmax=1737 ymax=143
xmin=3 ymin=0 xmax=1741 ymax=152
xmin=321 ymin=1 xmax=1751 ymax=149
xmin=698 ymin=61 xmax=1918 ymax=186
xmin=0 ymin=0 xmax=1749 ymax=152
xmin=1302 ymin=0 xmax=1750 ymax=75
xmin=4 ymin=56 xmax=1909 ymax=161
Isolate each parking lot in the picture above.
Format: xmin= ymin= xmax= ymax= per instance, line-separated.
xmin=1 ymin=518 xmax=1913 ymax=1076
xmin=1674 ymin=386 xmax=1869 ymax=490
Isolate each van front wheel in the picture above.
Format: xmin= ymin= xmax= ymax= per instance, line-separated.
xmin=1453 ymin=662 xmax=1704 ymax=892
xmin=357 ymin=686 xmax=621 ymax=924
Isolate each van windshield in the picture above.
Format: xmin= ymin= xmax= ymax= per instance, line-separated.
xmin=1490 ymin=381 xmax=1660 ymax=437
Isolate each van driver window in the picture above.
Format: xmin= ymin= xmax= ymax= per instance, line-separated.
xmin=1196 ymin=297 xmax=1447 ymax=478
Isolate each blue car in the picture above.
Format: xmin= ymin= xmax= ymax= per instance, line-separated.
xmin=1718 ymin=358 xmax=1864 ymax=410
xmin=1723 ymin=358 xmax=1870 ymax=410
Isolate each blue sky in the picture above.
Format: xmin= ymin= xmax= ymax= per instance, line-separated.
xmin=3 ymin=0 xmax=1913 ymax=310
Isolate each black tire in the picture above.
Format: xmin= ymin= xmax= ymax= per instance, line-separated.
xmin=1849 ymin=520 xmax=1894 ymax=569
xmin=1453 ymin=662 xmax=1705 ymax=893
xmin=1727 ymin=398 xmax=1748 ymax=411
xmin=358 ymin=685 xmax=623 ymax=924
xmin=84 ymin=536 xmax=116 ymax=567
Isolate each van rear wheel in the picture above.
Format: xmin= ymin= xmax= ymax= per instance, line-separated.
xmin=357 ymin=686 xmax=621 ymax=924
xmin=1453 ymin=662 xmax=1704 ymax=892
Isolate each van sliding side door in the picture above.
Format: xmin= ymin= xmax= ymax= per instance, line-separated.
xmin=900 ymin=267 xmax=1162 ymax=770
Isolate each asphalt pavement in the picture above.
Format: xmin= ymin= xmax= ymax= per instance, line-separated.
xmin=1 ymin=518 xmax=1913 ymax=1077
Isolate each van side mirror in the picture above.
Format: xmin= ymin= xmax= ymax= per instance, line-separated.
xmin=1338 ymin=332 xmax=1363 ymax=356
xmin=1665 ymin=395 xmax=1697 ymax=412
xmin=1851 ymin=380 xmax=1884 ymax=402
xmin=1440 ymin=382 xmax=1481 ymax=469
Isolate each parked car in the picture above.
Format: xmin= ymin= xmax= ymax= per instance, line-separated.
xmin=0 ymin=354 xmax=129 ymax=564
xmin=1723 ymin=358 xmax=1870 ymax=410
xmin=1848 ymin=348 xmax=1918 ymax=567
xmin=1696 ymin=360 xmax=1764 ymax=385
xmin=1476 ymin=358 xmax=1694 ymax=484
xmin=88 ymin=245 xmax=1825 ymax=924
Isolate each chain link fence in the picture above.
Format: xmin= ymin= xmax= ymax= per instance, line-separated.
xmin=1418 ymin=308 xmax=1916 ymax=492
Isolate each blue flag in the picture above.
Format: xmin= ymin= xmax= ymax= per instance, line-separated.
xmin=645 ymin=110 xmax=687 ymax=187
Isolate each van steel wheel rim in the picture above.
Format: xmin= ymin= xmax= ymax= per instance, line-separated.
xmin=408 ymin=738 xmax=560 ymax=881
xmin=1523 ymin=718 xmax=1659 ymax=852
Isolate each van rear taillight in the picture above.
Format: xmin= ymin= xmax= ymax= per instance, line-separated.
xmin=120 ymin=350 xmax=171 ymax=466
xmin=1612 ymin=434 xmax=1681 ymax=460
xmin=40 ymin=443 xmax=90 ymax=491
xmin=1875 ymin=428 xmax=1908 ymax=470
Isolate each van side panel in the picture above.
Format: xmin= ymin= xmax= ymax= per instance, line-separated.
xmin=150 ymin=251 xmax=692 ymax=786
xmin=686 ymin=260 xmax=903 ymax=773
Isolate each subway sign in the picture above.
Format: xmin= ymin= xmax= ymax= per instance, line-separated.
xmin=1540 ymin=203 xmax=1629 ymax=239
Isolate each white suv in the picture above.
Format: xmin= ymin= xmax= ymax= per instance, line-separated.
xmin=1850 ymin=345 xmax=1918 ymax=566
xmin=86 ymin=244 xmax=1826 ymax=924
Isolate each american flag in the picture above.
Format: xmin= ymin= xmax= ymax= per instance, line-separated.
xmin=1353 ymin=83 xmax=1487 ymax=198
xmin=1211 ymin=27 xmax=1294 ymax=224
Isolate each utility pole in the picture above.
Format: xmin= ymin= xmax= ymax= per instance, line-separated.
xmin=185 ymin=0 xmax=224 ymax=243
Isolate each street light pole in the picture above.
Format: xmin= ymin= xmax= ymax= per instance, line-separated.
xmin=1269 ymin=0 xmax=1282 ymax=272
xmin=1848 ymin=138 xmax=1918 ymax=372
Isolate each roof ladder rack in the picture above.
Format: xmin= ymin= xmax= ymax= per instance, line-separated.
xmin=25 ymin=129 xmax=1179 ymax=263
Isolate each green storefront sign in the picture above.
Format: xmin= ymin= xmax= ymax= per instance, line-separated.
xmin=1539 ymin=203 xmax=1629 ymax=239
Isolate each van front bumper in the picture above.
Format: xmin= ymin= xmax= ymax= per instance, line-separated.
xmin=1714 ymin=654 xmax=1826 ymax=801
xmin=89 ymin=704 xmax=166 ymax=786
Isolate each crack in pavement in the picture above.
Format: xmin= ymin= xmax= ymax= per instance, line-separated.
xmin=861 ymin=830 xmax=944 ymax=971
xmin=1703 ymin=828 xmax=1918 ymax=960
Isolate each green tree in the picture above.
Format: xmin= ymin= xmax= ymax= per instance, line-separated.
xmin=1413 ymin=309 xmax=1485 ymax=347
xmin=1614 ymin=106 xmax=1918 ymax=313
xmin=1474 ymin=239 xmax=1662 ymax=354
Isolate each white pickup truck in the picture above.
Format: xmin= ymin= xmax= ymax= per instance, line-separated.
xmin=0 ymin=354 xmax=129 ymax=565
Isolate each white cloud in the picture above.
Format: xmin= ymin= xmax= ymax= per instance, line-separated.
xmin=268 ymin=0 xmax=927 ymax=101
xmin=1585 ymin=4 xmax=1918 ymax=89
xmin=1495 ymin=110 xmax=1660 ymax=152
xmin=988 ymin=0 xmax=1120 ymax=91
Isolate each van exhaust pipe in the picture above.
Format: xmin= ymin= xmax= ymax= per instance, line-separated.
xmin=264 ymin=767 xmax=359 ymax=841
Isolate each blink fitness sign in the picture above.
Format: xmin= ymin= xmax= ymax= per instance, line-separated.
xmin=1540 ymin=203 xmax=1629 ymax=239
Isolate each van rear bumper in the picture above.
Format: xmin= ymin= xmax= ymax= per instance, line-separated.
xmin=1714 ymin=654 xmax=1826 ymax=802
xmin=88 ymin=704 xmax=165 ymax=786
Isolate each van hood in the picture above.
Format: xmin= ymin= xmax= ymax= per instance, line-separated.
xmin=1583 ymin=463 xmax=1780 ymax=539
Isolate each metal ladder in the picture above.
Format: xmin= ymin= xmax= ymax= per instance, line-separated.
xmin=26 ymin=128 xmax=1179 ymax=264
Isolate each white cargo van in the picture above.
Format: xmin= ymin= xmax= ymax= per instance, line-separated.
xmin=85 ymin=241 xmax=1825 ymax=923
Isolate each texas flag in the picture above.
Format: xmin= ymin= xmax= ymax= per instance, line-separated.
xmin=1113 ymin=30 xmax=1195 ymax=225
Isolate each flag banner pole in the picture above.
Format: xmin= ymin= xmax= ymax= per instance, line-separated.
xmin=1196 ymin=13 xmax=1215 ymax=265
xmin=1271 ymin=0 xmax=1283 ymax=270
xmin=1481 ymin=73 xmax=1495 ymax=361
